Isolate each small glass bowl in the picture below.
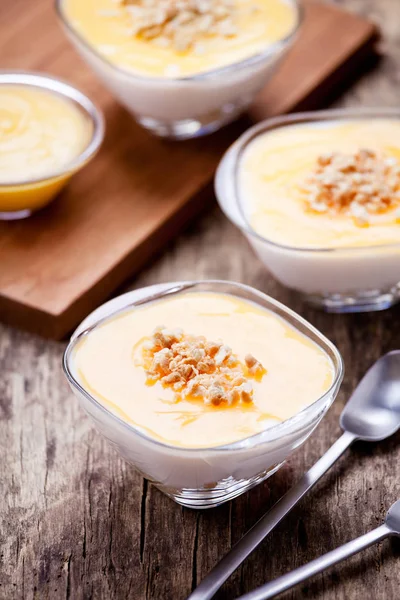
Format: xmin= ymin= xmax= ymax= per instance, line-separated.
xmin=63 ymin=280 xmax=343 ymax=509
xmin=56 ymin=0 xmax=301 ymax=140
xmin=216 ymin=109 xmax=400 ymax=313
xmin=0 ymin=71 xmax=104 ymax=221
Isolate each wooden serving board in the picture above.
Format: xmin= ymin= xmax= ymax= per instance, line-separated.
xmin=0 ymin=0 xmax=379 ymax=339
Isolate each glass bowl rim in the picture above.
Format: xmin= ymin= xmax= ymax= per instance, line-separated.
xmin=215 ymin=107 xmax=400 ymax=254
xmin=0 ymin=70 xmax=105 ymax=188
xmin=63 ymin=279 xmax=344 ymax=453
xmin=55 ymin=0 xmax=302 ymax=83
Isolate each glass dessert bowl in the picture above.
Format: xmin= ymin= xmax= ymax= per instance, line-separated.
xmin=0 ymin=71 xmax=104 ymax=220
xmin=56 ymin=0 xmax=301 ymax=140
xmin=216 ymin=109 xmax=400 ymax=312
xmin=63 ymin=280 xmax=343 ymax=509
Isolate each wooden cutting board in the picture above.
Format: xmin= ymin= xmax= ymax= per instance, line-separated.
xmin=0 ymin=0 xmax=379 ymax=339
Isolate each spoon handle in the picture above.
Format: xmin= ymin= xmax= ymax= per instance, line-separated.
xmin=187 ymin=431 xmax=357 ymax=600
xmin=237 ymin=523 xmax=391 ymax=600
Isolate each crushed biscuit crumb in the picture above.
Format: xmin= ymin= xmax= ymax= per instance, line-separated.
xmin=140 ymin=326 xmax=266 ymax=406
xmin=119 ymin=0 xmax=242 ymax=52
xmin=300 ymin=149 xmax=400 ymax=226
xmin=245 ymin=353 xmax=266 ymax=379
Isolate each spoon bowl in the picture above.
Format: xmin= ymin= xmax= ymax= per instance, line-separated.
xmin=340 ymin=350 xmax=400 ymax=441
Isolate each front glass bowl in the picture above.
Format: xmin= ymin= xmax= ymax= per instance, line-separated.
xmin=63 ymin=280 xmax=343 ymax=509
xmin=0 ymin=71 xmax=104 ymax=221
xmin=56 ymin=0 xmax=301 ymax=140
xmin=215 ymin=109 xmax=400 ymax=313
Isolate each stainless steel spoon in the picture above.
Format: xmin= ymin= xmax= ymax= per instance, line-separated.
xmin=188 ymin=351 xmax=400 ymax=600
xmin=238 ymin=500 xmax=400 ymax=600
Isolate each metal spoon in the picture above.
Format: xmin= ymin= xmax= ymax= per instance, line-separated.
xmin=188 ymin=351 xmax=400 ymax=600
xmin=238 ymin=500 xmax=400 ymax=600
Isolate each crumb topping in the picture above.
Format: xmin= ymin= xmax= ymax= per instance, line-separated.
xmin=300 ymin=149 xmax=400 ymax=226
xmin=119 ymin=0 xmax=241 ymax=52
xmin=139 ymin=326 xmax=266 ymax=405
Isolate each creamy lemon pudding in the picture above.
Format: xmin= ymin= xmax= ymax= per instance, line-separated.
xmin=59 ymin=0 xmax=299 ymax=138
xmin=0 ymin=73 xmax=103 ymax=219
xmin=216 ymin=111 xmax=400 ymax=312
xmin=72 ymin=291 xmax=333 ymax=447
xmin=240 ymin=119 xmax=400 ymax=248
xmin=65 ymin=282 xmax=342 ymax=506
xmin=63 ymin=0 xmax=296 ymax=77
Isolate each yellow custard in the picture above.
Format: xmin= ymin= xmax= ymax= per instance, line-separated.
xmin=0 ymin=84 xmax=93 ymax=215
xmin=240 ymin=119 xmax=400 ymax=249
xmin=73 ymin=292 xmax=334 ymax=448
xmin=63 ymin=0 xmax=297 ymax=77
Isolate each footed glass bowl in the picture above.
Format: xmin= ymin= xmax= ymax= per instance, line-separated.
xmin=56 ymin=0 xmax=301 ymax=140
xmin=63 ymin=280 xmax=343 ymax=509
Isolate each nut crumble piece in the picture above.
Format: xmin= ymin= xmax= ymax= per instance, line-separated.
xmin=245 ymin=353 xmax=266 ymax=379
xmin=300 ymin=149 xmax=400 ymax=226
xmin=140 ymin=326 xmax=266 ymax=405
xmin=119 ymin=0 xmax=242 ymax=52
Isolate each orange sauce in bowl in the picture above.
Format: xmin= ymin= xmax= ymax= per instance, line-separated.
xmin=0 ymin=84 xmax=93 ymax=216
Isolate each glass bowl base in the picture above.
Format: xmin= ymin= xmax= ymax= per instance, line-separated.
xmin=157 ymin=462 xmax=284 ymax=509
xmin=302 ymin=285 xmax=400 ymax=313
xmin=137 ymin=98 xmax=251 ymax=140
xmin=0 ymin=209 xmax=32 ymax=220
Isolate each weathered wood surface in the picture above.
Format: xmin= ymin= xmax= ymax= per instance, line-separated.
xmin=1 ymin=1 xmax=400 ymax=599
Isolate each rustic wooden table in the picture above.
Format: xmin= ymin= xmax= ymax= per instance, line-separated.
xmin=2 ymin=1 xmax=400 ymax=599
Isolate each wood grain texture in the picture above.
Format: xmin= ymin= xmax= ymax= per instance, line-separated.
xmin=1 ymin=1 xmax=400 ymax=600
xmin=0 ymin=0 xmax=378 ymax=339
